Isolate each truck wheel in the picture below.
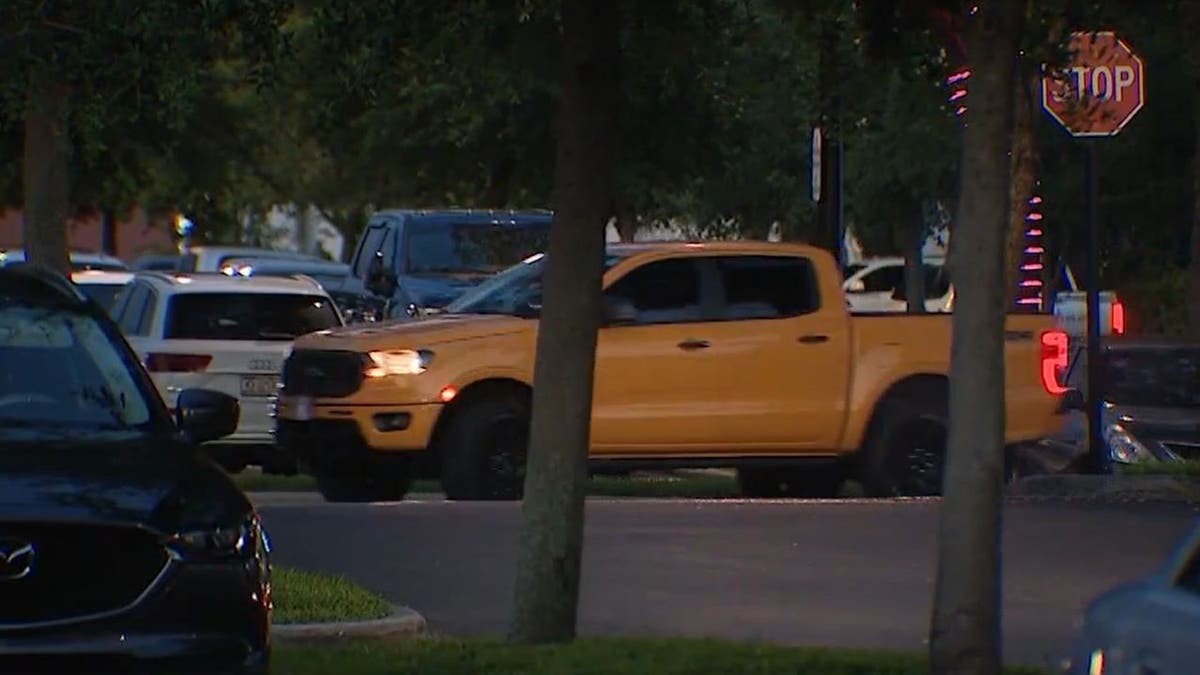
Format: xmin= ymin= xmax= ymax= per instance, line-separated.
xmin=737 ymin=466 xmax=844 ymax=498
xmin=439 ymin=392 xmax=530 ymax=501
xmin=860 ymin=394 xmax=948 ymax=497
xmin=313 ymin=458 xmax=413 ymax=502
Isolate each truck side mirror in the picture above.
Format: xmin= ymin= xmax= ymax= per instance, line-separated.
xmin=365 ymin=253 xmax=398 ymax=298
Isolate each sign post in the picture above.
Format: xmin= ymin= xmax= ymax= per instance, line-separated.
xmin=1041 ymin=31 xmax=1145 ymax=474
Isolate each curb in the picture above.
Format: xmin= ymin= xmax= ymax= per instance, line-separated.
xmin=1009 ymin=474 xmax=1200 ymax=504
xmin=272 ymin=604 xmax=427 ymax=641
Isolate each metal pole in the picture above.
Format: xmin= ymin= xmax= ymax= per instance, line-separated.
xmin=1084 ymin=141 xmax=1108 ymax=474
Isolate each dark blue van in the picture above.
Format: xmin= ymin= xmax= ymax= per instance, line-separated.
xmin=333 ymin=209 xmax=553 ymax=318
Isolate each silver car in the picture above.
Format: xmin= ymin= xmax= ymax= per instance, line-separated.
xmin=1068 ymin=517 xmax=1200 ymax=674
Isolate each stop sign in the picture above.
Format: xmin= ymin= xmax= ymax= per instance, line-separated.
xmin=1041 ymin=31 xmax=1145 ymax=137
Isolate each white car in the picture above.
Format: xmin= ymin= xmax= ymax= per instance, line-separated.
xmin=843 ymin=257 xmax=952 ymax=313
xmin=71 ymin=269 xmax=134 ymax=314
xmin=110 ymin=271 xmax=344 ymax=472
xmin=178 ymin=245 xmax=327 ymax=273
xmin=842 ymin=257 xmax=1124 ymax=339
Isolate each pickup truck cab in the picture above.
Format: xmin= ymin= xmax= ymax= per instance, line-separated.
xmin=275 ymin=241 xmax=1069 ymax=502
xmin=331 ymin=209 xmax=552 ymax=319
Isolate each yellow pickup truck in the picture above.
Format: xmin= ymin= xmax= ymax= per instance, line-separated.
xmin=274 ymin=241 xmax=1070 ymax=502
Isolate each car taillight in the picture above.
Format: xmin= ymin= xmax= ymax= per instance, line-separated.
xmin=1110 ymin=299 xmax=1125 ymax=335
xmin=1039 ymin=330 xmax=1069 ymax=395
xmin=145 ymin=353 xmax=212 ymax=372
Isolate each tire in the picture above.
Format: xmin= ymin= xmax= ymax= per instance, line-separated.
xmin=859 ymin=389 xmax=948 ymax=497
xmin=439 ymin=391 xmax=530 ymax=501
xmin=737 ymin=465 xmax=845 ymax=498
xmin=313 ymin=457 xmax=413 ymax=502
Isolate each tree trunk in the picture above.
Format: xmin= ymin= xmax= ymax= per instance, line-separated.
xmin=1006 ymin=69 xmax=1039 ymax=310
xmin=22 ymin=76 xmax=71 ymax=274
xmin=903 ymin=205 xmax=927 ymax=314
xmin=615 ymin=204 xmax=638 ymax=242
xmin=100 ymin=207 xmax=118 ymax=256
xmin=508 ymin=0 xmax=620 ymax=644
xmin=1189 ymin=84 xmax=1200 ymax=337
xmin=929 ymin=3 xmax=1024 ymax=675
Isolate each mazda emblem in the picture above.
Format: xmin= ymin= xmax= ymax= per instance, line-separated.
xmin=0 ymin=538 xmax=35 ymax=581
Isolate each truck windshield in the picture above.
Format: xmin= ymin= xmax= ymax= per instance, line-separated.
xmin=405 ymin=220 xmax=551 ymax=276
xmin=446 ymin=252 xmax=627 ymax=316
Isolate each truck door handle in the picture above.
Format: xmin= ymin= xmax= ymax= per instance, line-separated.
xmin=677 ymin=339 xmax=710 ymax=351
xmin=797 ymin=334 xmax=829 ymax=344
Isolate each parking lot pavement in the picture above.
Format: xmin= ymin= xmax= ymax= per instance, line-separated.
xmin=253 ymin=494 xmax=1198 ymax=667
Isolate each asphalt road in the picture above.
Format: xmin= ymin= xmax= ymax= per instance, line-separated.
xmin=255 ymin=493 xmax=1198 ymax=667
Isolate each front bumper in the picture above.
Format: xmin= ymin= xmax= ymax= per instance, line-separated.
xmin=274 ymin=395 xmax=442 ymax=457
xmin=0 ymin=559 xmax=269 ymax=670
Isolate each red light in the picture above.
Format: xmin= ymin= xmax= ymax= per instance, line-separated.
xmin=1021 ymin=263 xmax=1043 ymax=271
xmin=1020 ymin=280 xmax=1043 ymax=287
xmin=1028 ymin=196 xmax=1043 ymax=205
xmin=1111 ymin=300 xmax=1125 ymax=335
xmin=1024 ymin=246 xmax=1045 ymax=254
xmin=439 ymin=386 xmax=458 ymax=402
xmin=1025 ymin=212 xmax=1043 ymax=221
xmin=145 ymin=353 xmax=212 ymax=372
xmin=1039 ymin=330 xmax=1070 ymax=395
xmin=948 ymin=89 xmax=967 ymax=102
xmin=1025 ymin=228 xmax=1044 ymax=236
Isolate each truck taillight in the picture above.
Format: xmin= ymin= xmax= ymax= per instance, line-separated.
xmin=146 ymin=353 xmax=212 ymax=372
xmin=1110 ymin=299 xmax=1125 ymax=335
xmin=1039 ymin=330 xmax=1069 ymax=395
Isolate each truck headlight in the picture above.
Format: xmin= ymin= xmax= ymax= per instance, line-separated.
xmin=365 ymin=349 xmax=434 ymax=377
xmin=1103 ymin=423 xmax=1151 ymax=463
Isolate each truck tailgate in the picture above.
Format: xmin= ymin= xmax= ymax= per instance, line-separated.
xmin=843 ymin=314 xmax=1065 ymax=450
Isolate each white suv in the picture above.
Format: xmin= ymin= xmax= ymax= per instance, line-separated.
xmin=111 ymin=271 xmax=344 ymax=472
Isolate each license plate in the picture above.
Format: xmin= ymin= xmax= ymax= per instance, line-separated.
xmin=240 ymin=375 xmax=279 ymax=398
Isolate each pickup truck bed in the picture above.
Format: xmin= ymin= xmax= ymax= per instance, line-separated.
xmin=275 ymin=241 xmax=1069 ymax=502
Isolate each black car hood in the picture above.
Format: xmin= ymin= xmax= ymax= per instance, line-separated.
xmin=0 ymin=433 xmax=250 ymax=532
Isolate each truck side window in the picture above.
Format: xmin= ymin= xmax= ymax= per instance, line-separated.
xmin=353 ymin=225 xmax=388 ymax=279
xmin=714 ymin=255 xmax=818 ymax=320
xmin=606 ymin=259 xmax=704 ymax=325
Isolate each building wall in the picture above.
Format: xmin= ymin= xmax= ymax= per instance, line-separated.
xmin=0 ymin=207 xmax=176 ymax=262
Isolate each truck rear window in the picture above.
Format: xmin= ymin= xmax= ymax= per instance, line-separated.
xmin=164 ymin=293 xmax=340 ymax=341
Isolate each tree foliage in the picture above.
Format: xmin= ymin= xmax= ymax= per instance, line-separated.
xmin=0 ymin=0 xmax=293 ymax=253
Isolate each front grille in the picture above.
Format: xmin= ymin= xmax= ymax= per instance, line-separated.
xmin=0 ymin=523 xmax=168 ymax=627
xmin=282 ymin=349 xmax=366 ymax=398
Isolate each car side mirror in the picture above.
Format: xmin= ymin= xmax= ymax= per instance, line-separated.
xmin=1058 ymin=388 xmax=1085 ymax=412
xmin=603 ymin=296 xmax=638 ymax=326
xmin=365 ymin=255 xmax=398 ymax=298
xmin=844 ymin=278 xmax=866 ymax=294
xmin=175 ymin=388 xmax=240 ymax=444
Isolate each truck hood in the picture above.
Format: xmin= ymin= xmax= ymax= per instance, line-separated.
xmin=295 ymin=312 xmax=532 ymax=350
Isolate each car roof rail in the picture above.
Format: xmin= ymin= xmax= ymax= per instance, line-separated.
xmin=0 ymin=262 xmax=89 ymax=303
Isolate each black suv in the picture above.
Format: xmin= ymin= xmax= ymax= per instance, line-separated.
xmin=0 ymin=264 xmax=271 ymax=673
